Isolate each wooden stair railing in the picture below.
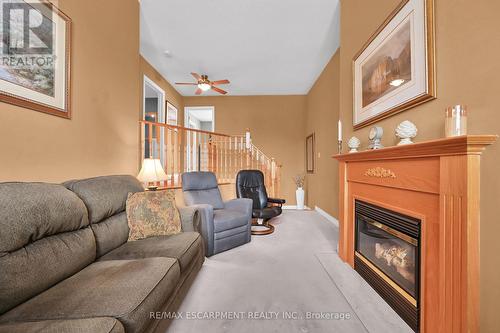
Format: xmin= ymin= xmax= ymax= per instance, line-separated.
xmin=140 ymin=120 xmax=281 ymax=197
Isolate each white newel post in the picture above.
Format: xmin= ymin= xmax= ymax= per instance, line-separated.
xmin=296 ymin=187 xmax=305 ymax=210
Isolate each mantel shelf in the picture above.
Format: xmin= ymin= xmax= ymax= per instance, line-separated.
xmin=333 ymin=135 xmax=497 ymax=162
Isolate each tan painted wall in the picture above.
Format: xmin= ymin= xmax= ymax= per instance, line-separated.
xmin=184 ymin=95 xmax=307 ymax=203
xmin=339 ymin=0 xmax=500 ymax=330
xmin=140 ymin=57 xmax=184 ymax=125
xmin=0 ymin=0 xmax=141 ymax=182
xmin=305 ymin=52 xmax=340 ymax=216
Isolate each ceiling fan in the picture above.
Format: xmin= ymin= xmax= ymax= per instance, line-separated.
xmin=175 ymin=72 xmax=230 ymax=95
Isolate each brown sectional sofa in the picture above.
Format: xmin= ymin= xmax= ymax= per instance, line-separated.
xmin=0 ymin=175 xmax=204 ymax=333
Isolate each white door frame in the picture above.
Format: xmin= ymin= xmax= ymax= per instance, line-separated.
xmin=143 ymin=75 xmax=166 ymax=162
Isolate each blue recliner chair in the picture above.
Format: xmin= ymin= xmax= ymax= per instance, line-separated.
xmin=181 ymin=172 xmax=253 ymax=256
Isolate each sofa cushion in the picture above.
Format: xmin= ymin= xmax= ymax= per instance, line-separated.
xmin=64 ymin=175 xmax=144 ymax=224
xmin=126 ymin=190 xmax=181 ymax=241
xmin=213 ymin=209 xmax=249 ymax=233
xmin=0 ymin=182 xmax=94 ymax=315
xmin=92 ymin=212 xmax=129 ymax=258
xmin=0 ymin=318 xmax=124 ymax=333
xmin=98 ymin=232 xmax=203 ymax=272
xmin=64 ymin=175 xmax=144 ymax=257
xmin=0 ymin=258 xmax=180 ymax=333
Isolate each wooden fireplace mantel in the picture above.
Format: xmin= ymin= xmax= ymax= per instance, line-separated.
xmin=332 ymin=135 xmax=497 ymax=333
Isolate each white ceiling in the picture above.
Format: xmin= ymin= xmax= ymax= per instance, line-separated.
xmin=140 ymin=0 xmax=340 ymax=97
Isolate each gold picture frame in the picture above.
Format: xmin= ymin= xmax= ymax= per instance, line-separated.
xmin=352 ymin=0 xmax=435 ymax=129
xmin=306 ymin=133 xmax=315 ymax=174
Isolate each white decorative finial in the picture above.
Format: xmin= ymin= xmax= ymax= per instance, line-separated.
xmin=348 ymin=136 xmax=361 ymax=153
xmin=395 ymin=120 xmax=417 ymax=145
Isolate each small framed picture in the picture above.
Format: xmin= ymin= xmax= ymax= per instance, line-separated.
xmin=166 ymin=101 xmax=178 ymax=126
xmin=306 ymin=133 xmax=315 ymax=174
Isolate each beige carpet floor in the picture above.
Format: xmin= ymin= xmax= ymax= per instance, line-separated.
xmin=165 ymin=210 xmax=411 ymax=333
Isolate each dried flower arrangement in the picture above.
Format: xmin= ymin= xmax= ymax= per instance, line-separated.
xmin=293 ymin=174 xmax=305 ymax=188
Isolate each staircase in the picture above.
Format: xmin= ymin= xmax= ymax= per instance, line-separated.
xmin=140 ymin=120 xmax=281 ymax=197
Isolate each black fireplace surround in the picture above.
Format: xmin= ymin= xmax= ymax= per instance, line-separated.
xmin=354 ymin=200 xmax=421 ymax=332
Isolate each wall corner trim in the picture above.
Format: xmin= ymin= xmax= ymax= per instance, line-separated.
xmin=315 ymin=206 xmax=339 ymax=227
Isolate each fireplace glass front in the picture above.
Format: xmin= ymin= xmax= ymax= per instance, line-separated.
xmin=354 ymin=200 xmax=421 ymax=331
xmin=356 ymin=214 xmax=418 ymax=297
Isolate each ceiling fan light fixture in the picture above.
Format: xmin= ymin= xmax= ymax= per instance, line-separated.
xmin=198 ymin=83 xmax=211 ymax=91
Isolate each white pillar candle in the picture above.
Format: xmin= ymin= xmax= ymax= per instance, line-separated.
xmin=338 ymin=120 xmax=342 ymax=141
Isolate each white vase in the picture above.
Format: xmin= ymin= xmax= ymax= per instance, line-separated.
xmin=296 ymin=187 xmax=305 ymax=210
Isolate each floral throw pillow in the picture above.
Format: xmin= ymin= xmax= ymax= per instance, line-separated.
xmin=126 ymin=190 xmax=181 ymax=241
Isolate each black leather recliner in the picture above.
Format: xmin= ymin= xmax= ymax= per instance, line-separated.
xmin=236 ymin=170 xmax=285 ymax=234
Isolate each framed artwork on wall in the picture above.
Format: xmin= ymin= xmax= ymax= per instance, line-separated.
xmin=353 ymin=0 xmax=435 ymax=129
xmin=0 ymin=0 xmax=71 ymax=118
xmin=166 ymin=101 xmax=178 ymax=125
xmin=306 ymin=133 xmax=315 ymax=174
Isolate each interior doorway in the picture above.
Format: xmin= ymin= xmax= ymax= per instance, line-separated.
xmin=184 ymin=106 xmax=215 ymax=171
xmin=184 ymin=106 xmax=215 ymax=131
xmin=143 ymin=75 xmax=165 ymax=162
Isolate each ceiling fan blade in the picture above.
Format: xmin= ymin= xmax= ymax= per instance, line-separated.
xmin=211 ymin=79 xmax=230 ymax=85
xmin=211 ymin=86 xmax=227 ymax=95
xmin=195 ymin=87 xmax=203 ymax=95
xmin=175 ymin=82 xmax=197 ymax=85
xmin=191 ymin=72 xmax=201 ymax=81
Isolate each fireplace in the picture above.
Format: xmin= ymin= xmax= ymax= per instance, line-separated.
xmin=354 ymin=200 xmax=421 ymax=332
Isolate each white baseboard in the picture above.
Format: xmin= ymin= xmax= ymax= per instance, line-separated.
xmin=283 ymin=205 xmax=310 ymax=210
xmin=315 ymin=206 xmax=339 ymax=227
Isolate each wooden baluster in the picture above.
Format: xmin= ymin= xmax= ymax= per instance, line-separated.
xmin=229 ymin=137 xmax=232 ymax=181
xmin=224 ymin=137 xmax=228 ymax=182
xmin=201 ymin=133 xmax=206 ymax=171
xmin=156 ymin=123 xmax=162 ymax=187
xmin=164 ymin=126 xmax=169 ymax=187
xmin=241 ymin=137 xmax=244 ymax=171
xmin=213 ymin=136 xmax=217 ymax=177
xmin=169 ymin=128 xmax=174 ymax=187
xmin=217 ymin=136 xmax=221 ymax=180
xmin=218 ymin=136 xmax=222 ymax=180
xmin=271 ymin=158 xmax=276 ymax=197
xmin=191 ymin=131 xmax=196 ymax=171
xmin=140 ymin=122 xmax=145 ymax=161
xmin=183 ymin=129 xmax=187 ymax=175
xmin=246 ymin=142 xmax=250 ymax=170
xmin=200 ymin=133 xmax=204 ymax=171
xmin=211 ymin=135 xmax=215 ymax=173
xmin=147 ymin=123 xmax=153 ymax=159
xmin=177 ymin=129 xmax=184 ymax=186
xmin=190 ymin=130 xmax=193 ymax=172
xmin=170 ymin=127 xmax=178 ymax=187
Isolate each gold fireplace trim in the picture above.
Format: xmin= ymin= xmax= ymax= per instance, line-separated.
xmin=355 ymin=252 xmax=417 ymax=307
xmin=362 ymin=217 xmax=418 ymax=246
xmin=364 ymin=167 xmax=396 ymax=178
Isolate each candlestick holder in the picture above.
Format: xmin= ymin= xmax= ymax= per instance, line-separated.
xmin=338 ymin=140 xmax=343 ymax=154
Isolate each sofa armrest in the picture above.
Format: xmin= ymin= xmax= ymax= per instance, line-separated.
xmin=268 ymin=197 xmax=286 ymax=206
xmin=183 ymin=204 xmax=215 ymax=256
xmin=224 ymin=198 xmax=253 ymax=218
xmin=178 ymin=206 xmax=200 ymax=232
xmin=0 ymin=318 xmax=125 ymax=333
